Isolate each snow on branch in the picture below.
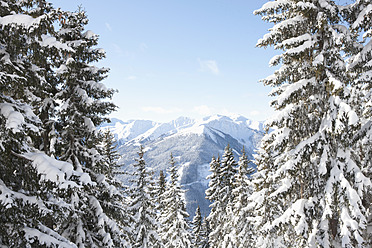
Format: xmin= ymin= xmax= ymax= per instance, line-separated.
xmin=276 ymin=77 xmax=316 ymax=106
xmin=257 ymin=16 xmax=306 ymax=47
xmin=276 ymin=33 xmax=312 ymax=50
xmin=351 ymin=4 xmax=372 ymax=30
xmin=39 ymin=34 xmax=74 ymax=52
xmin=21 ymin=152 xmax=94 ymax=188
xmin=0 ymin=14 xmax=44 ymax=29
xmin=0 ymin=179 xmax=47 ymax=210
xmin=254 ymin=0 xmax=292 ymax=15
xmin=24 ymin=224 xmax=77 ymax=248
xmin=267 ymin=198 xmax=312 ymax=235
xmin=0 ymin=102 xmax=38 ymax=134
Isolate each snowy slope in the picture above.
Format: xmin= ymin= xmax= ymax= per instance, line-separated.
xmin=103 ymin=115 xmax=263 ymax=146
xmin=102 ymin=115 xmax=265 ymax=217
xmin=101 ymin=117 xmax=195 ymax=144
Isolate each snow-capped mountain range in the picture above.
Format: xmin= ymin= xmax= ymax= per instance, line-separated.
xmin=101 ymin=115 xmax=265 ymax=217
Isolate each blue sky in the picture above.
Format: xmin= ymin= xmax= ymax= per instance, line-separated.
xmin=51 ymin=0 xmax=277 ymax=122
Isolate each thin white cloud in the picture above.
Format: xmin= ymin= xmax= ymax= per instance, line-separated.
xmin=112 ymin=43 xmax=123 ymax=55
xmin=105 ymin=22 xmax=112 ymax=31
xmin=124 ymin=50 xmax=136 ymax=58
xmin=142 ymin=106 xmax=182 ymax=114
xmin=140 ymin=42 xmax=148 ymax=52
xmin=198 ymin=58 xmax=219 ymax=75
xmin=220 ymin=108 xmax=239 ymax=117
xmin=126 ymin=76 xmax=137 ymax=80
xmin=193 ymin=105 xmax=213 ymax=116
xmin=250 ymin=110 xmax=260 ymax=116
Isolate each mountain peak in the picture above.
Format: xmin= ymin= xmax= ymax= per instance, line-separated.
xmin=101 ymin=114 xmax=265 ymax=146
xmin=170 ymin=116 xmax=195 ymax=128
xmin=111 ymin=114 xmax=265 ymax=218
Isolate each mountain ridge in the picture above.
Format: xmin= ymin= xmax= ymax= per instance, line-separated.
xmin=102 ymin=114 xmax=265 ymax=217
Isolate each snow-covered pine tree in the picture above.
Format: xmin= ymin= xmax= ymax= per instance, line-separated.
xmin=157 ymin=170 xmax=166 ymax=201
xmin=155 ymin=170 xmax=166 ymax=215
xmin=100 ymin=129 xmax=121 ymax=171
xmin=192 ymin=206 xmax=210 ymax=248
xmin=192 ymin=206 xmax=203 ymax=247
xmin=254 ymin=0 xmax=371 ymax=247
xmin=97 ymin=129 xmax=132 ymax=245
xmin=200 ymin=216 xmax=211 ymax=248
xmin=128 ymin=146 xmax=161 ymax=248
xmin=250 ymin=133 xmax=285 ymax=247
xmin=206 ymin=145 xmax=238 ymax=248
xmin=11 ymin=0 xmax=67 ymax=157
xmin=52 ymin=8 xmax=126 ymax=247
xmin=0 ymin=83 xmax=75 ymax=246
xmin=220 ymin=145 xmax=238 ymax=205
xmin=229 ymin=148 xmax=255 ymax=247
xmin=55 ymin=7 xmax=116 ymax=174
xmin=344 ymin=1 xmax=372 ymax=244
xmin=220 ymin=145 xmax=239 ymax=248
xmin=0 ymin=1 xmax=92 ymax=246
xmin=205 ymin=155 xmax=223 ymax=247
xmin=159 ymin=154 xmax=192 ymax=248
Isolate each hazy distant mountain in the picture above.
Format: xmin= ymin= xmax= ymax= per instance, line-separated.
xmin=101 ymin=115 xmax=265 ymax=217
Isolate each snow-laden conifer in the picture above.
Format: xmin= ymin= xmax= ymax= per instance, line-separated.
xmin=155 ymin=170 xmax=166 ymax=215
xmin=0 ymin=1 xmax=85 ymax=246
xmin=254 ymin=0 xmax=372 ymax=247
xmin=192 ymin=210 xmax=210 ymax=248
xmin=228 ymin=148 xmax=256 ymax=247
xmin=97 ymin=129 xmax=132 ymax=246
xmin=52 ymin=8 xmax=125 ymax=247
xmin=13 ymin=1 xmax=67 ymax=157
xmin=219 ymin=145 xmax=239 ymax=248
xmin=0 ymin=1 xmax=127 ymax=246
xmin=345 ymin=1 xmax=372 ymax=244
xmin=192 ymin=206 xmax=203 ymax=247
xmin=159 ymin=154 xmax=192 ymax=248
xmin=206 ymin=145 xmax=238 ymax=247
xmin=100 ymin=129 xmax=121 ymax=171
xmin=129 ymin=146 xmax=161 ymax=248
xmin=205 ymin=156 xmax=222 ymax=246
xmin=56 ymin=8 xmax=116 ymax=174
xmin=250 ymin=134 xmax=286 ymax=247
xmin=200 ymin=216 xmax=211 ymax=248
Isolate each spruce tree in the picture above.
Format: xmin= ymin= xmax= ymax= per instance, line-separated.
xmin=254 ymin=0 xmax=371 ymax=247
xmin=220 ymin=145 xmax=239 ymax=248
xmin=344 ymin=1 xmax=372 ymax=243
xmin=155 ymin=170 xmax=166 ymax=215
xmin=0 ymin=1 xmax=87 ymax=246
xmin=229 ymin=148 xmax=256 ymax=247
xmin=220 ymin=145 xmax=238 ymax=206
xmin=250 ymin=134 xmax=285 ymax=247
xmin=52 ymin=8 xmax=126 ymax=247
xmin=157 ymin=170 xmax=166 ymax=201
xmin=192 ymin=208 xmax=210 ymax=248
xmin=101 ymin=129 xmax=121 ymax=171
xmin=97 ymin=129 xmax=132 ymax=246
xmin=128 ymin=146 xmax=161 ymax=248
xmin=206 ymin=145 xmax=238 ymax=247
xmin=0 ymin=1 xmax=129 ymax=246
xmin=159 ymin=154 xmax=192 ymax=248
xmin=12 ymin=0 xmax=67 ymax=157
xmin=192 ymin=206 xmax=203 ymax=247
xmin=205 ymin=156 xmax=222 ymax=247
xmin=200 ymin=216 xmax=211 ymax=248
xmin=55 ymin=8 xmax=116 ymax=173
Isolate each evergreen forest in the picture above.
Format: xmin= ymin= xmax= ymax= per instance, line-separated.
xmin=1 ymin=0 xmax=372 ymax=247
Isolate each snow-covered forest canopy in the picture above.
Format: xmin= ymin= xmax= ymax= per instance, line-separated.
xmin=1 ymin=0 xmax=372 ymax=247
